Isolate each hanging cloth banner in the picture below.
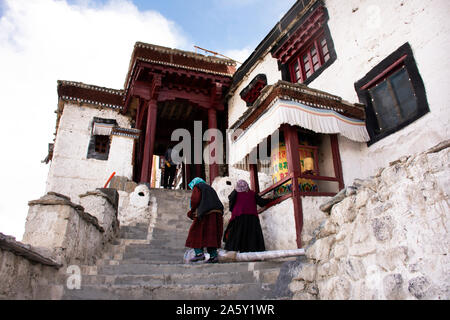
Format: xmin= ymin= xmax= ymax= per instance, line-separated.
xmin=229 ymin=98 xmax=370 ymax=165
xmin=92 ymin=122 xmax=115 ymax=136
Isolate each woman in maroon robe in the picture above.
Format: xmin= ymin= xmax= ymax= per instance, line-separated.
xmin=185 ymin=177 xmax=224 ymax=263
xmin=223 ymin=180 xmax=274 ymax=252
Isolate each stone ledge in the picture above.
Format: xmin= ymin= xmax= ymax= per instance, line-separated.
xmin=79 ymin=188 xmax=119 ymax=213
xmin=28 ymin=192 xmax=104 ymax=233
xmin=425 ymin=139 xmax=450 ymax=154
xmin=0 ymin=233 xmax=62 ymax=268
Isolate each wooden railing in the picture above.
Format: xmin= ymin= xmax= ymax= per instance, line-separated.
xmin=258 ymin=173 xmax=294 ymax=214
xmin=257 ymin=171 xmax=339 ymax=214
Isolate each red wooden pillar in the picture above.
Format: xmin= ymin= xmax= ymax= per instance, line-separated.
xmin=249 ymin=164 xmax=260 ymax=193
xmin=208 ymin=108 xmax=219 ymax=184
xmin=140 ymin=99 xmax=158 ymax=183
xmin=330 ymin=134 xmax=344 ymax=190
xmin=184 ymin=163 xmax=191 ymax=190
xmin=194 ymin=164 xmax=202 ymax=179
xmin=283 ymin=124 xmax=303 ymax=248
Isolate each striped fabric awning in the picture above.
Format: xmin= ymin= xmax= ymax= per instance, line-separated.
xmin=228 ymin=98 xmax=370 ymax=165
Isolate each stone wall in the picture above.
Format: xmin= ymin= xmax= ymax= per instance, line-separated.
xmin=23 ymin=191 xmax=119 ymax=266
xmin=0 ymin=233 xmax=61 ymax=299
xmin=289 ymin=140 xmax=450 ymax=300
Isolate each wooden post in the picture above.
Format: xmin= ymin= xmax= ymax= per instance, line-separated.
xmin=330 ymin=134 xmax=344 ymax=190
xmin=140 ymin=99 xmax=158 ymax=183
xmin=208 ymin=108 xmax=219 ymax=184
xmin=194 ymin=164 xmax=202 ymax=180
xmin=283 ymin=124 xmax=303 ymax=248
xmin=184 ymin=163 xmax=191 ymax=190
xmin=249 ymin=164 xmax=260 ymax=193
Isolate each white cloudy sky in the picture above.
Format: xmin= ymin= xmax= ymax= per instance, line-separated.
xmin=0 ymin=0 xmax=260 ymax=240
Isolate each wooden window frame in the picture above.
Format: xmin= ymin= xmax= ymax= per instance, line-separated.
xmin=355 ymin=42 xmax=430 ymax=146
xmin=87 ymin=117 xmax=116 ymax=160
xmin=289 ymin=31 xmax=331 ymax=84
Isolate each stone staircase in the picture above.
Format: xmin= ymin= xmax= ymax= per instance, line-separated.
xmin=62 ymin=188 xmax=295 ymax=300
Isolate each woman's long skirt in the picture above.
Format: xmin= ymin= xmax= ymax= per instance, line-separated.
xmin=223 ymin=214 xmax=265 ymax=252
xmin=185 ymin=211 xmax=223 ymax=249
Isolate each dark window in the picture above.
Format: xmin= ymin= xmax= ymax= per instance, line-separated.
xmin=94 ymin=135 xmax=110 ymax=154
xmin=87 ymin=117 xmax=116 ymax=160
xmin=355 ymin=43 xmax=429 ymax=145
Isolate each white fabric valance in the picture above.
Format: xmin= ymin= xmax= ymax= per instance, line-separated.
xmin=228 ymin=98 xmax=370 ymax=165
xmin=92 ymin=122 xmax=115 ymax=136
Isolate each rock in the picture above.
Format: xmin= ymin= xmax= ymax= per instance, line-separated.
xmin=408 ymin=276 xmax=431 ymax=300
xmin=333 ymin=243 xmax=348 ymax=259
xmin=341 ymin=257 xmax=366 ymax=281
xmin=317 ymin=259 xmax=339 ymax=279
xmin=331 ymin=276 xmax=352 ymax=300
xmin=330 ymin=197 xmax=356 ymax=225
xmin=306 ymin=236 xmax=335 ymax=261
xmin=371 ymin=216 xmax=394 ymax=242
xmin=289 ymin=280 xmax=305 ymax=292
xmin=293 ymin=263 xmax=317 ymax=282
xmin=355 ymin=190 xmax=369 ymax=209
xmin=318 ymin=219 xmax=337 ymax=238
xmin=425 ymin=139 xmax=450 ymax=154
xmin=319 ymin=188 xmax=347 ymax=213
xmin=348 ymin=241 xmax=376 ymax=257
xmin=376 ymin=246 xmax=409 ymax=271
xmin=383 ymin=273 xmax=405 ymax=300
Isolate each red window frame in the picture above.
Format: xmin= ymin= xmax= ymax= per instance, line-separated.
xmin=289 ymin=32 xmax=331 ymax=84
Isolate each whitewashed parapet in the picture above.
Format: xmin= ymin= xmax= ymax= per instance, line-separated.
xmin=23 ymin=192 xmax=114 ymax=266
xmin=289 ymin=140 xmax=450 ymax=300
xmin=79 ymin=188 xmax=120 ymax=243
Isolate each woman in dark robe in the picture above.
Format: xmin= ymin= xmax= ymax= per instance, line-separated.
xmin=185 ymin=177 xmax=224 ymax=263
xmin=223 ymin=180 xmax=274 ymax=253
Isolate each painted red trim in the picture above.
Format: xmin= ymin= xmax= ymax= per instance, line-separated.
xmin=361 ymin=54 xmax=408 ymax=90
xmin=330 ymin=134 xmax=344 ymax=190
xmin=185 ymin=163 xmax=191 ymax=190
xmin=259 ymin=173 xmax=293 ymax=197
xmin=283 ymin=124 xmax=303 ymax=248
xmin=207 ymin=108 xmax=219 ymax=184
xmin=300 ymin=191 xmax=336 ymax=197
xmin=140 ymin=100 xmax=158 ymax=183
xmin=288 ymin=31 xmax=328 ymax=84
xmin=273 ymin=6 xmax=326 ymax=63
xmin=300 ymin=175 xmax=339 ymax=182
xmin=257 ymin=193 xmax=292 ymax=214
xmin=249 ymin=164 xmax=260 ymax=194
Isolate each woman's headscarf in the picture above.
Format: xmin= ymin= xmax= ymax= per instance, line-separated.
xmin=188 ymin=177 xmax=206 ymax=190
xmin=235 ymin=179 xmax=250 ymax=193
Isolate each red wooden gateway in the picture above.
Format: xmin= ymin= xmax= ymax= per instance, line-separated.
xmin=121 ymin=43 xmax=236 ymax=186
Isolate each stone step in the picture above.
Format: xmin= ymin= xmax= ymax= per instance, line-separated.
xmin=119 ymin=224 xmax=149 ymax=240
xmin=81 ymin=269 xmax=276 ymax=286
xmin=62 ymin=282 xmax=273 ymax=300
xmin=96 ymin=261 xmax=288 ymax=276
xmin=122 ymin=249 xmax=186 ymax=260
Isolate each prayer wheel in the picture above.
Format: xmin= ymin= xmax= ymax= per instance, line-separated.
xmin=271 ymin=142 xmax=318 ymax=195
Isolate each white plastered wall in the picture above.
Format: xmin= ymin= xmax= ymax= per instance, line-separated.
xmin=45 ymin=103 xmax=134 ymax=204
xmin=227 ymin=0 xmax=450 ymax=187
xmin=313 ymin=0 xmax=450 ymax=184
xmin=228 ymin=53 xmax=281 ymax=127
